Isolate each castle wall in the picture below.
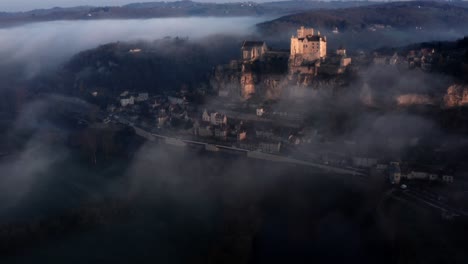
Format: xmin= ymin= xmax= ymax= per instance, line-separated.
xmin=290 ymin=38 xmax=301 ymax=55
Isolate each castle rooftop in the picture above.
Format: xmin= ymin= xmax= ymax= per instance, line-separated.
xmin=242 ymin=41 xmax=266 ymax=49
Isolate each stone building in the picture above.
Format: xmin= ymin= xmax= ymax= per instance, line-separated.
xmin=238 ymin=131 xmax=247 ymax=141
xmin=120 ymin=96 xmax=135 ymax=107
xmin=136 ymin=93 xmax=149 ymax=102
xmin=241 ymin=41 xmax=268 ymax=61
xmin=290 ymin=26 xmax=327 ymax=62
xmin=202 ymin=109 xmax=228 ymax=126
xmin=288 ymin=26 xmax=327 ymax=84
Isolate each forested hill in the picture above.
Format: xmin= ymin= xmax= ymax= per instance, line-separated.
xmin=256 ymin=1 xmax=468 ymax=51
xmin=0 ymin=1 xmax=378 ymax=28
xmin=257 ymin=1 xmax=468 ymax=35
xmin=51 ymin=36 xmax=242 ymax=98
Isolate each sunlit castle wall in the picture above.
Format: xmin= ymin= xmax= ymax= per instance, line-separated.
xmin=290 ymin=26 xmax=327 ymax=62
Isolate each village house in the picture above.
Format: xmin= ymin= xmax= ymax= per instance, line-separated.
xmin=336 ymin=48 xmax=346 ymax=56
xmin=120 ymin=96 xmax=135 ymax=107
xmin=238 ymin=130 xmax=247 ymax=141
xmin=256 ymin=107 xmax=265 ymax=117
xmin=135 ymin=93 xmax=149 ymax=102
xmin=202 ymin=109 xmax=211 ymax=123
xmin=288 ymin=134 xmax=302 ymax=145
xmin=129 ymin=48 xmax=142 ymax=53
xmin=210 ymin=112 xmax=227 ymax=126
xmin=202 ymin=109 xmax=228 ymax=126
xmin=168 ymin=96 xmax=185 ymax=105
xmin=405 ymin=171 xmax=438 ymax=181
xmin=340 ymin=57 xmax=352 ymax=67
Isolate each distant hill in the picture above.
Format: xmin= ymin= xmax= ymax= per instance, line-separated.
xmin=258 ymin=1 xmax=468 ymax=33
xmin=0 ymin=1 xmax=379 ymax=28
xmin=257 ymin=1 xmax=468 ymax=50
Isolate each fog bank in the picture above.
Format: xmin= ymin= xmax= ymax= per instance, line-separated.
xmin=0 ymin=17 xmax=266 ymax=79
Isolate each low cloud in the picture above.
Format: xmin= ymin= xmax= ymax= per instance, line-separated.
xmin=0 ymin=17 xmax=266 ymax=80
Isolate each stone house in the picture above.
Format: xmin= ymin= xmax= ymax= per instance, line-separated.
xmin=241 ymin=41 xmax=268 ymax=61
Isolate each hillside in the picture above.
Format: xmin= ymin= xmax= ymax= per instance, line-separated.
xmin=44 ymin=36 xmax=244 ymax=100
xmin=257 ymin=1 xmax=468 ymax=50
xmin=376 ymin=36 xmax=468 ymax=80
xmin=0 ymin=1 xmax=379 ymax=28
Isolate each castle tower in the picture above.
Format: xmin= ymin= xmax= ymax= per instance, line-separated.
xmin=297 ymin=26 xmax=314 ymax=38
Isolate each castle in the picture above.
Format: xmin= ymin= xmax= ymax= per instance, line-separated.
xmin=288 ymin=26 xmax=328 ymax=79
xmin=290 ymin=26 xmax=327 ymax=62
xmin=212 ymin=26 xmax=353 ymax=100
xmin=240 ymin=26 xmax=327 ymax=64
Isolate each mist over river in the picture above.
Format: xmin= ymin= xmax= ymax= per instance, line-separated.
xmin=0 ymin=16 xmax=269 ymax=79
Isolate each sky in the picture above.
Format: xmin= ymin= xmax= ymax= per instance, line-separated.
xmin=0 ymin=0 xmax=246 ymax=12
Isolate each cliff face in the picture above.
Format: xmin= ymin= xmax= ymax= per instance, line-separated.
xmin=210 ymin=63 xmax=242 ymax=98
xmin=240 ymin=71 xmax=257 ymax=99
xmin=211 ymin=57 xmax=352 ymax=101
xmin=444 ymin=84 xmax=468 ymax=107
xmin=211 ymin=54 xmax=290 ymax=100
xmin=263 ymin=77 xmax=289 ymax=99
xmin=210 ymin=46 xmax=356 ymax=101
xmin=239 ymin=69 xmax=288 ymax=100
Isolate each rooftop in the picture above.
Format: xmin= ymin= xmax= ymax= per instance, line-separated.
xmin=242 ymin=41 xmax=266 ymax=49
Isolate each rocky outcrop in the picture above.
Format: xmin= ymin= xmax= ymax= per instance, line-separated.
xmin=211 ymin=53 xmax=290 ymax=100
xmin=263 ymin=77 xmax=289 ymax=99
xmin=396 ymin=94 xmax=435 ymax=106
xmin=210 ymin=50 xmax=352 ymax=101
xmin=240 ymin=71 xmax=257 ymax=99
xmin=444 ymin=84 xmax=468 ymax=107
xmin=239 ymin=69 xmax=288 ymax=100
xmin=210 ymin=62 xmax=242 ymax=98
